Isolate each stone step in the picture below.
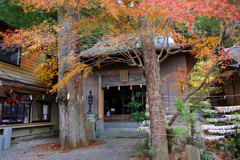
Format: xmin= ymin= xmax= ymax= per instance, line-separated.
xmin=96 ymin=131 xmax=147 ymax=138
xmin=104 ymin=122 xmax=140 ymax=128
xmin=104 ymin=126 xmax=138 ymax=132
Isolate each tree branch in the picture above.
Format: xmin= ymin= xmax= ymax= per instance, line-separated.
xmin=168 ymin=58 xmax=218 ymax=126
xmin=168 ymin=26 xmax=227 ymax=126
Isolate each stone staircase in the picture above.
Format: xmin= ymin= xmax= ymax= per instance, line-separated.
xmin=96 ymin=122 xmax=147 ymax=138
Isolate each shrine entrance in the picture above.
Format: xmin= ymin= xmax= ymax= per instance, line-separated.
xmin=103 ymin=86 xmax=146 ymax=122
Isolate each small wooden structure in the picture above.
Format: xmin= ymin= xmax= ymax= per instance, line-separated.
xmin=81 ymin=39 xmax=197 ymax=123
xmin=210 ymin=47 xmax=240 ymax=106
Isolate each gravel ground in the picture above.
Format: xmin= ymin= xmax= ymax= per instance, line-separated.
xmin=0 ymin=136 xmax=58 ymax=160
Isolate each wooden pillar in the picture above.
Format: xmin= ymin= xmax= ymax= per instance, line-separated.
xmin=98 ymin=75 xmax=104 ymax=120
xmin=233 ymin=82 xmax=237 ymax=106
xmin=30 ymin=104 xmax=33 ymax=123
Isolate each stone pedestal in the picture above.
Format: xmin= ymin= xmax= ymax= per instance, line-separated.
xmin=0 ymin=135 xmax=3 ymax=150
xmin=96 ymin=120 xmax=104 ymax=131
xmin=167 ymin=128 xmax=183 ymax=154
xmin=86 ymin=114 xmax=96 ymax=139
xmin=189 ymin=110 xmax=205 ymax=150
xmin=216 ymin=140 xmax=226 ymax=150
xmin=185 ymin=145 xmax=200 ymax=160
xmin=3 ymin=128 xmax=12 ymax=150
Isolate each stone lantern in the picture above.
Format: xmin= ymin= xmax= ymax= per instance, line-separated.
xmin=86 ymin=90 xmax=96 ymax=139
xmin=87 ymin=91 xmax=93 ymax=114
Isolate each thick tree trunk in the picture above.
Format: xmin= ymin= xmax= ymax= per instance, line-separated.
xmin=59 ymin=74 xmax=89 ymax=149
xmin=140 ymin=17 xmax=169 ymax=160
xmin=58 ymin=7 xmax=89 ymax=149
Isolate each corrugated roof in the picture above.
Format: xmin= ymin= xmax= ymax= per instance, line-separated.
xmin=228 ymin=46 xmax=240 ymax=62
xmin=227 ymin=46 xmax=240 ymax=68
xmin=82 ymin=36 xmax=179 ymax=57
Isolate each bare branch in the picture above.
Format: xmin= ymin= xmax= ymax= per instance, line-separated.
xmin=157 ymin=36 xmax=166 ymax=62
xmin=158 ymin=37 xmax=209 ymax=64
xmin=81 ymin=9 xmax=118 ymax=35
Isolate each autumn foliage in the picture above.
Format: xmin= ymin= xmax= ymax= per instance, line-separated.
xmin=1 ymin=0 xmax=238 ymax=92
xmin=36 ymin=139 xmax=106 ymax=154
xmin=1 ymin=0 xmax=240 ymax=159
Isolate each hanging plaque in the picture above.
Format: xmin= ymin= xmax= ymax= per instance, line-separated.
xmin=120 ymin=70 xmax=128 ymax=82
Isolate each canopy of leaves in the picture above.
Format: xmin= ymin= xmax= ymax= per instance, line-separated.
xmin=2 ymin=0 xmax=239 ymax=92
xmin=0 ymin=0 xmax=57 ymax=29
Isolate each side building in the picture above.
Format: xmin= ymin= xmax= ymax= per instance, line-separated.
xmin=0 ymin=20 xmax=59 ymax=139
xmin=210 ymin=46 xmax=240 ymax=106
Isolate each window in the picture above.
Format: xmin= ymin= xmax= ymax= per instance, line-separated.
xmin=32 ymin=102 xmax=41 ymax=121
xmin=0 ymin=94 xmax=51 ymax=124
xmin=32 ymin=101 xmax=51 ymax=122
xmin=24 ymin=104 xmax=30 ymax=123
xmin=1 ymin=99 xmax=30 ymax=124
xmin=17 ymin=104 xmax=24 ymax=122
xmin=0 ymin=47 xmax=21 ymax=66
xmin=128 ymin=74 xmax=134 ymax=82
xmin=116 ymin=75 xmax=120 ymax=83
xmin=141 ymin=74 xmax=146 ymax=82
xmin=102 ymin=75 xmax=109 ymax=83
xmin=0 ymin=37 xmax=21 ymax=66
xmin=1 ymin=93 xmax=32 ymax=124
xmin=2 ymin=101 xmax=11 ymax=123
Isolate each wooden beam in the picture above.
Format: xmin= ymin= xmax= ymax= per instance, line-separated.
xmin=3 ymin=88 xmax=51 ymax=95
xmin=32 ymin=95 xmax=40 ymax=105
xmin=2 ymin=81 xmax=50 ymax=92
xmin=98 ymin=75 xmax=104 ymax=120
xmin=29 ymin=127 xmax=35 ymax=134
xmin=101 ymin=81 xmax=146 ymax=88
xmin=209 ymin=87 xmax=222 ymax=94
xmin=233 ymin=82 xmax=238 ymax=105
xmin=0 ymin=123 xmax=56 ymax=130
xmin=50 ymin=125 xmax=54 ymax=132
xmin=96 ymin=68 xmax=143 ymax=76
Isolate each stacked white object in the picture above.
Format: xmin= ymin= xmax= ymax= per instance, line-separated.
xmin=202 ymin=124 xmax=236 ymax=140
xmin=204 ymin=115 xmax=240 ymax=123
xmin=215 ymin=105 xmax=240 ymax=113
xmin=202 ymin=124 xmax=215 ymax=130
xmin=208 ymin=129 xmax=235 ymax=134
xmin=202 ymin=124 xmax=235 ymax=130
xmin=202 ymin=109 xmax=216 ymax=113
xmin=204 ymin=135 xmax=225 ymax=141
xmin=223 ymin=114 xmax=240 ymax=120
xmin=205 ymin=118 xmax=227 ymax=122
xmin=138 ymin=120 xmax=151 ymax=133
xmin=203 ymin=105 xmax=240 ymax=113
xmin=202 ymin=105 xmax=240 ymax=141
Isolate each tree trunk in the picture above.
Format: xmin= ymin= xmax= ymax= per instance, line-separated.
xmin=140 ymin=17 xmax=169 ymax=160
xmin=58 ymin=7 xmax=89 ymax=149
xmin=58 ymin=74 xmax=89 ymax=149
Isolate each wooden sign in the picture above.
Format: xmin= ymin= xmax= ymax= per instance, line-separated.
xmin=6 ymin=93 xmax=31 ymax=104
xmin=120 ymin=70 xmax=128 ymax=82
